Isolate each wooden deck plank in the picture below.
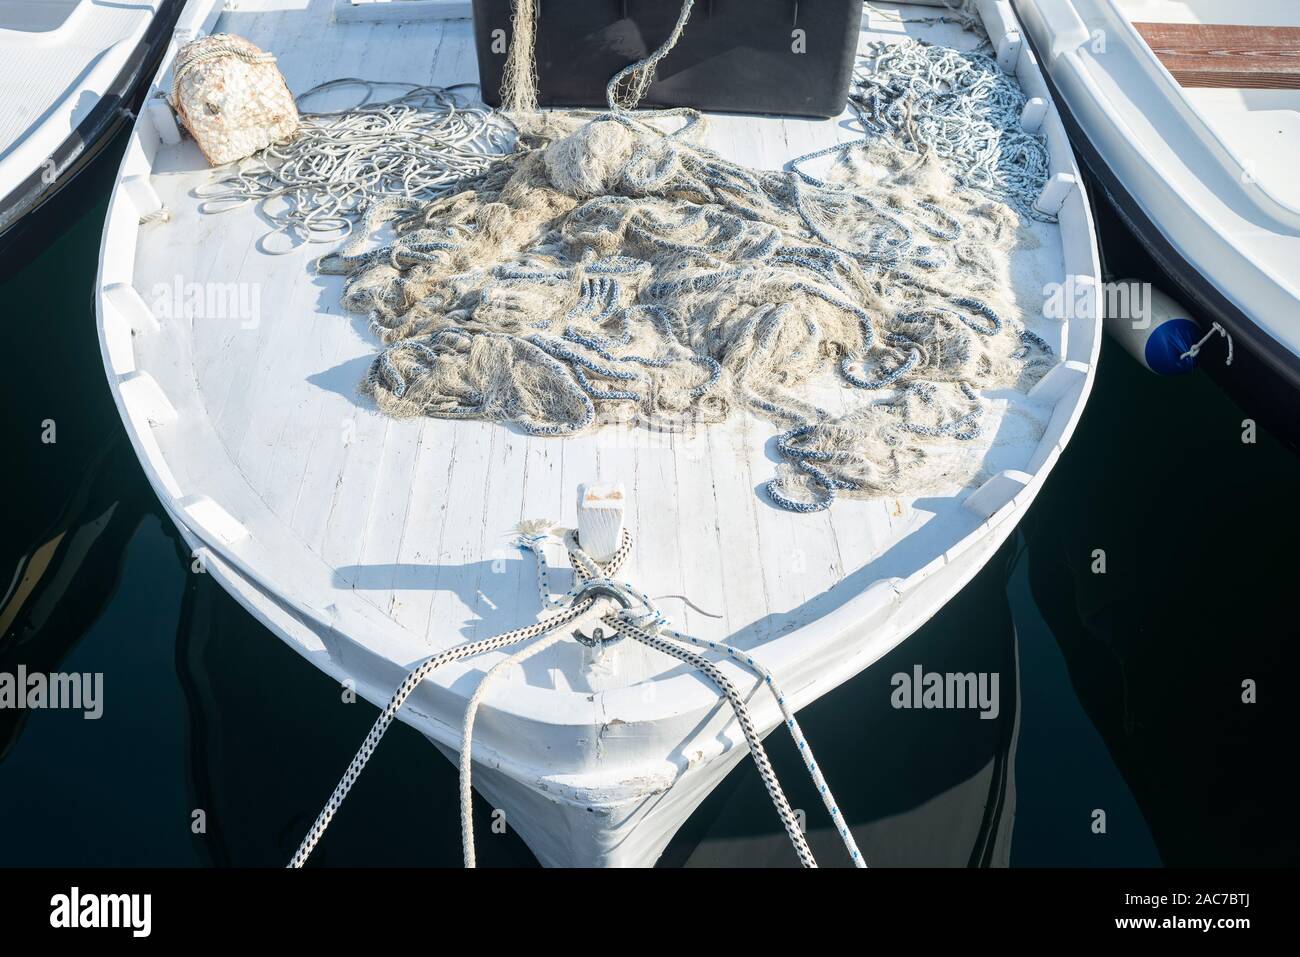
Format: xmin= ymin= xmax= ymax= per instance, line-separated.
xmin=586 ymin=423 xmax=663 ymax=689
xmin=1134 ymin=22 xmax=1300 ymax=89
xmin=424 ymin=421 xmax=499 ymax=646
xmin=388 ymin=422 xmax=458 ymax=641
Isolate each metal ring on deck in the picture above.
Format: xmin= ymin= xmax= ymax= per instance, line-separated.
xmin=570 ymin=582 xmax=635 ymax=647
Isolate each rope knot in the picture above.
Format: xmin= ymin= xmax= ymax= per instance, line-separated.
xmin=1179 ymin=321 xmax=1235 ymax=367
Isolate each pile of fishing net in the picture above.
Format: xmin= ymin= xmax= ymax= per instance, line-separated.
xmin=175 ymin=0 xmax=1043 ymax=511
xmin=320 ymin=70 xmax=1052 ymax=512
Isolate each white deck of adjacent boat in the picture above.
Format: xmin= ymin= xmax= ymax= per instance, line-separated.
xmin=1116 ymin=0 xmax=1300 ymax=210
xmin=0 ymin=0 xmax=164 ymax=189
xmin=99 ymin=0 xmax=1100 ymax=862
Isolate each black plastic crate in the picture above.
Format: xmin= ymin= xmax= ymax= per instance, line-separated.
xmin=472 ymin=1 xmax=863 ymax=118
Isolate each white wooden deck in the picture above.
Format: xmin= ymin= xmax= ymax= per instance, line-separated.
xmin=123 ymin=1 xmax=1074 ymax=695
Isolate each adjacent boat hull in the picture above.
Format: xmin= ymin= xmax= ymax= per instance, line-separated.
xmin=1014 ymin=0 xmax=1300 ymax=447
xmin=0 ymin=0 xmax=184 ymax=276
xmin=1081 ymin=128 xmax=1300 ymax=447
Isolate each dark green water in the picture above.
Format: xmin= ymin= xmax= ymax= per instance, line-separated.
xmin=1 ymin=132 xmax=1296 ymax=867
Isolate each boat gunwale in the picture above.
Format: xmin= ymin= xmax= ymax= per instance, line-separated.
xmin=1103 ymin=0 xmax=1300 ymax=226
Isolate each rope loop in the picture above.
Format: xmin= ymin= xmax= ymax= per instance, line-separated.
xmin=1180 ymin=320 xmax=1235 ymax=367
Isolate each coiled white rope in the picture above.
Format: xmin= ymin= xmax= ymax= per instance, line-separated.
xmin=850 ymin=38 xmax=1056 ymax=221
xmin=196 ymin=79 xmax=513 ymax=252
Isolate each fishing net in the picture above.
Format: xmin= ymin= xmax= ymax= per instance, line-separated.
xmin=319 ymin=19 xmax=1054 ymax=511
xmin=179 ymin=0 xmax=1055 ymax=512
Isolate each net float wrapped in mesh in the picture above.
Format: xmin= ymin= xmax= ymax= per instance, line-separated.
xmin=170 ymin=33 xmax=298 ymax=167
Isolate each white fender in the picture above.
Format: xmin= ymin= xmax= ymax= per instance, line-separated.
xmin=1104 ymin=279 xmax=1202 ymax=375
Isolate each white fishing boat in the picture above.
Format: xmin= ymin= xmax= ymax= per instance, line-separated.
xmin=95 ymin=0 xmax=1101 ymax=867
xmin=1015 ymin=0 xmax=1300 ymax=444
xmin=0 ymin=0 xmax=182 ymax=260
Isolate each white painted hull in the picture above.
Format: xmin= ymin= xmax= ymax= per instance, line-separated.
xmin=176 ymin=467 xmax=1023 ymax=866
xmin=97 ymin=0 xmax=1101 ymax=866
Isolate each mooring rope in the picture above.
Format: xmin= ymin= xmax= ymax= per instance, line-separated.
xmin=455 ymin=526 xmax=635 ymax=869
xmin=287 ymin=530 xmax=633 ymax=869
xmin=642 ymin=621 xmax=864 ymax=865
xmin=457 ymin=530 xmax=821 ymax=868
xmin=603 ymin=615 xmax=818 ymax=867
xmin=561 ymin=537 xmax=862 ymax=866
xmin=295 ymin=526 xmax=860 ymax=868
xmin=458 ymin=626 xmax=569 ymax=868
xmin=460 ymin=529 xmax=813 ymax=865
